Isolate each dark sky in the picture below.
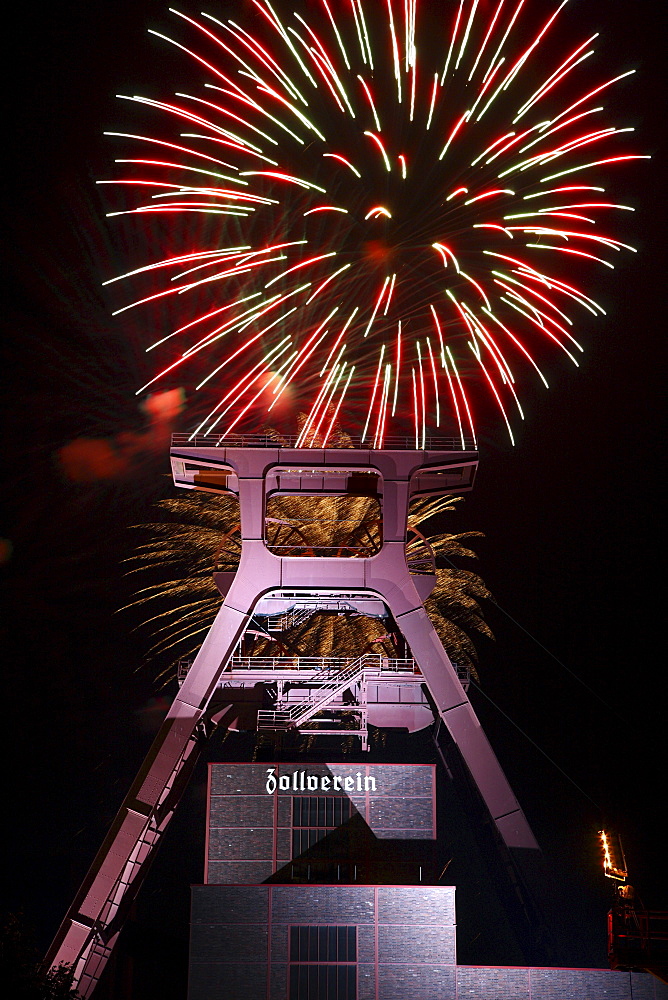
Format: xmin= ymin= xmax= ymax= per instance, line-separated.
xmin=2 ymin=2 xmax=666 ymax=997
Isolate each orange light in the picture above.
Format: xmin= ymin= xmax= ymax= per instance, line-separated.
xmin=599 ymin=830 xmax=628 ymax=882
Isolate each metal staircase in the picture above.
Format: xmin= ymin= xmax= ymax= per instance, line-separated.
xmin=266 ymin=607 xmax=314 ymax=632
xmin=257 ymin=653 xmax=374 ymax=731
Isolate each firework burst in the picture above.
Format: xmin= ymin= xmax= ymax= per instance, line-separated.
xmin=127 ymin=490 xmax=492 ymax=681
xmin=101 ymin=0 xmax=646 ymax=446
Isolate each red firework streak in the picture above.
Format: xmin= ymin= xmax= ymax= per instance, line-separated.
xmin=100 ymin=0 xmax=647 ymax=445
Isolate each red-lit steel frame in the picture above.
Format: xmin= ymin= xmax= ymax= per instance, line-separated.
xmin=45 ymin=438 xmax=538 ymax=995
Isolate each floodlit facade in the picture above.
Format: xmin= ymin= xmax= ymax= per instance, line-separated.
xmin=188 ymin=762 xmax=667 ymax=1000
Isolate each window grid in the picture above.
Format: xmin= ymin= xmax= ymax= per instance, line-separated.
xmin=289 ymin=926 xmax=357 ymax=1000
xmin=292 ymin=797 xmax=353 ymax=859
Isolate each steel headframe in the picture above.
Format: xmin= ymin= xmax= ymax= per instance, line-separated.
xmin=45 ymin=436 xmax=537 ymax=995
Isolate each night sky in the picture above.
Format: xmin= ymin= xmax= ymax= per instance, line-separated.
xmin=2 ymin=2 xmax=666 ymax=997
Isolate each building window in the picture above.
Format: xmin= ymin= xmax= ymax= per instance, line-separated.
xmin=289 ymin=926 xmax=357 ymax=1000
xmin=292 ymin=797 xmax=353 ymax=857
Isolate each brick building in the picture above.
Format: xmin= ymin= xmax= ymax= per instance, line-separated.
xmin=188 ymin=763 xmax=667 ymax=1000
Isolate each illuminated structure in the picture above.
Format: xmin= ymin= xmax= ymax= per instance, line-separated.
xmin=46 ymin=436 xmax=539 ymax=994
xmin=190 ymin=762 xmax=448 ymax=998
xmin=600 ymin=831 xmax=668 ymax=984
xmin=46 ymin=438 xmax=668 ymax=999
xmin=189 ymin=764 xmax=666 ymax=999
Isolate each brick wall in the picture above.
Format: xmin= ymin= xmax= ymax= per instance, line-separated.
xmin=189 ymin=883 xmax=668 ymax=999
xmin=455 ymin=965 xmax=668 ymax=999
xmin=205 ymin=762 xmax=436 ymax=884
xmin=189 ymin=884 xmax=456 ymax=1000
xmin=193 ymin=763 xmax=668 ymax=999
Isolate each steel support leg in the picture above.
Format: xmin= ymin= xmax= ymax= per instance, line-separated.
xmin=44 ymin=594 xmax=255 ymax=995
xmin=387 ymin=588 xmax=538 ymax=850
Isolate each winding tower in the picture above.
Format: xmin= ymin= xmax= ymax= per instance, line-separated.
xmin=46 ymin=435 xmax=538 ymax=996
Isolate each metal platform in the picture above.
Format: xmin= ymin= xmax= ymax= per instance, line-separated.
xmin=177 ymin=654 xmax=472 ymax=750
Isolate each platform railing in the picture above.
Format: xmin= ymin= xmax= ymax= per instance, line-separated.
xmin=177 ymin=655 xmax=418 ymax=682
xmin=175 ymin=657 xmax=471 ymax=686
xmin=608 ymin=905 xmax=668 ymax=976
xmin=172 ymin=432 xmax=476 ymax=451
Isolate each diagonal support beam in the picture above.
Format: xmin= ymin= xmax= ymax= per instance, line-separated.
xmin=44 ymin=599 xmax=251 ymax=996
xmin=392 ymin=601 xmax=538 ymax=850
